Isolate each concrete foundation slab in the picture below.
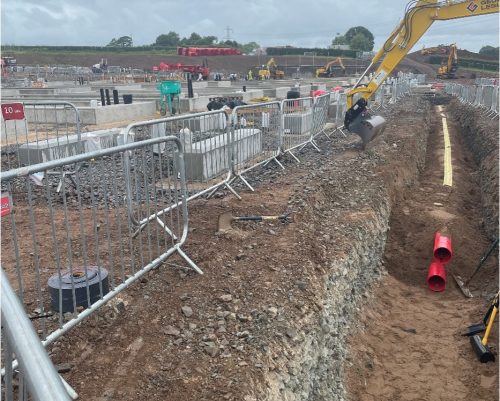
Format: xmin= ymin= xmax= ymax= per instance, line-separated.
xmin=17 ymin=128 xmax=127 ymax=165
xmin=284 ymin=109 xmax=313 ymax=134
xmin=179 ymin=128 xmax=262 ymax=181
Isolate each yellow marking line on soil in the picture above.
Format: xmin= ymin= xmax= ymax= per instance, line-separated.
xmin=441 ymin=116 xmax=453 ymax=187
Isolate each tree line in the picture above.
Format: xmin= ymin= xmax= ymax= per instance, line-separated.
xmin=105 ymin=32 xmax=260 ymax=54
xmin=105 ymin=26 xmax=377 ymax=53
xmin=98 ymin=27 xmax=500 ymax=57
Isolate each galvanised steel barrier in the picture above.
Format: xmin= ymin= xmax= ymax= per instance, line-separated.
xmin=475 ymin=78 xmax=498 ymax=86
xmin=370 ymin=85 xmax=386 ymax=110
xmin=1 ymin=102 xmax=82 ymax=192
xmin=0 ymin=135 xmax=200 ymax=360
xmin=445 ymin=83 xmax=499 ymax=118
xmin=328 ymin=91 xmax=348 ymax=137
xmin=227 ymin=101 xmax=284 ymax=192
xmin=388 ymin=78 xmax=412 ymax=104
xmin=280 ymin=97 xmax=316 ymax=162
xmin=125 ymin=110 xmax=242 ymax=200
xmin=1 ymin=102 xmax=81 ymax=169
xmin=311 ymin=93 xmax=332 ymax=141
xmin=1 ymin=269 xmax=76 ymax=401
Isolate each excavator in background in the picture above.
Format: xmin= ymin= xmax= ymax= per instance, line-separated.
xmin=437 ymin=43 xmax=459 ymax=79
xmin=316 ymin=57 xmax=346 ymax=78
xmin=420 ymin=45 xmax=448 ymax=55
xmin=344 ymin=0 xmax=499 ymax=147
xmin=258 ymin=58 xmax=285 ymax=80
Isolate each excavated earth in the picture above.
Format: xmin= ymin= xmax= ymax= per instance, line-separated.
xmin=28 ymin=94 xmax=498 ymax=400
xmin=345 ymin=98 xmax=498 ymax=401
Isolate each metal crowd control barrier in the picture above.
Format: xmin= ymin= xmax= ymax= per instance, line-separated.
xmin=371 ymin=85 xmax=386 ymax=110
xmin=1 ymin=269 xmax=76 ymax=401
xmin=227 ymin=101 xmax=284 ymax=192
xmin=1 ymin=102 xmax=81 ymax=169
xmin=311 ymin=93 xmax=331 ymax=140
xmin=126 ymin=110 xmax=242 ymax=200
xmin=388 ymin=78 xmax=412 ymax=104
xmin=280 ymin=97 xmax=315 ymax=162
xmin=330 ymin=91 xmax=348 ymax=137
xmin=445 ymin=83 xmax=499 ymax=118
xmin=0 ymin=136 xmax=200 ymax=357
xmin=1 ymin=101 xmax=82 ymax=192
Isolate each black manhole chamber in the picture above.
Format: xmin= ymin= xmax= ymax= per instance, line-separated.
xmin=48 ymin=267 xmax=109 ymax=313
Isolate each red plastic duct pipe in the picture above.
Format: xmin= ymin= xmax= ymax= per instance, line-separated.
xmin=433 ymin=231 xmax=452 ymax=263
xmin=427 ymin=262 xmax=446 ymax=292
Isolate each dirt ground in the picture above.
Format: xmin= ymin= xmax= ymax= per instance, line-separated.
xmin=10 ymin=51 xmax=496 ymax=79
xmin=345 ymin=103 xmax=499 ymax=400
xmin=1 ymin=93 xmax=498 ymax=400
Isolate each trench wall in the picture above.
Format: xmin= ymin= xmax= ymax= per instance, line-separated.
xmin=449 ymin=99 xmax=499 ymax=239
xmin=249 ymin=99 xmax=431 ymax=400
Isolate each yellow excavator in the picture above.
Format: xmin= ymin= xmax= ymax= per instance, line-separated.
xmin=344 ymin=0 xmax=499 ymax=146
xmin=437 ymin=43 xmax=459 ymax=78
xmin=316 ymin=57 xmax=346 ymax=78
xmin=258 ymin=58 xmax=285 ymax=80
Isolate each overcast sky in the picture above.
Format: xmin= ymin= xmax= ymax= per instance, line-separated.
xmin=1 ymin=0 xmax=499 ymax=52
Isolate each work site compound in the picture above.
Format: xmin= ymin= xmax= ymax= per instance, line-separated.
xmin=1 ymin=1 xmax=499 ymax=400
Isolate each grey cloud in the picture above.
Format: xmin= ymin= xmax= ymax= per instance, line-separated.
xmin=1 ymin=0 xmax=498 ymax=51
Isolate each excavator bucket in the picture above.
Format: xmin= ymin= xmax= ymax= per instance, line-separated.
xmin=348 ymin=114 xmax=387 ymax=146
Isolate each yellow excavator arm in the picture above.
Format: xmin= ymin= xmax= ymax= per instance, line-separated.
xmin=344 ymin=0 xmax=499 ymax=145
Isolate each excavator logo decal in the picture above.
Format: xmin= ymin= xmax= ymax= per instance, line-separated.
xmin=467 ymin=2 xmax=478 ymax=12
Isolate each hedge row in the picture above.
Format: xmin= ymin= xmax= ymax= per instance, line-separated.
xmin=1 ymin=45 xmax=178 ymax=53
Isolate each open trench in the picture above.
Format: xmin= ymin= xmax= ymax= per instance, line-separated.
xmin=43 ymin=94 xmax=498 ymax=401
xmin=344 ymin=98 xmax=499 ymax=401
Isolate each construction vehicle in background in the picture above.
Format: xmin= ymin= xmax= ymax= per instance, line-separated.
xmin=420 ymin=45 xmax=448 ymax=55
xmin=156 ymin=59 xmax=209 ymax=80
xmin=437 ymin=43 xmax=458 ymax=79
xmin=315 ymin=57 xmax=346 ymax=78
xmin=343 ymin=0 xmax=499 ymax=147
xmin=258 ymin=58 xmax=285 ymax=80
xmin=92 ymin=58 xmax=108 ymax=73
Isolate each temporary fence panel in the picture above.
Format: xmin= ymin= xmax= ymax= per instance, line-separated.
xmin=371 ymin=85 xmax=386 ymax=110
xmin=1 ymin=269 xmax=76 ymax=401
xmin=473 ymin=85 xmax=484 ymax=108
xmin=1 ymin=102 xmax=81 ymax=169
xmin=389 ymin=79 xmax=411 ymax=104
xmin=0 ymin=136 xmax=200 ymax=353
xmin=481 ymin=85 xmax=493 ymax=113
xmin=446 ymin=83 xmax=499 ymax=118
xmin=280 ymin=97 xmax=315 ymax=161
xmin=1 ymin=102 xmax=82 ymax=193
xmin=125 ymin=110 xmax=242 ymax=200
xmin=332 ymin=92 xmax=348 ymax=136
xmin=228 ymin=101 xmax=283 ymax=192
xmin=492 ymin=86 xmax=499 ymax=117
xmin=311 ymin=93 xmax=331 ymax=141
